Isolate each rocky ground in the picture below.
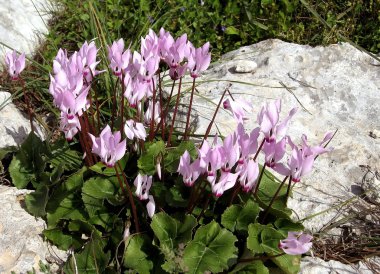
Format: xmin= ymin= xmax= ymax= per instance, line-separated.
xmin=0 ymin=0 xmax=379 ymax=273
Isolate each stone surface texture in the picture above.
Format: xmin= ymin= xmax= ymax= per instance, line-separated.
xmin=0 ymin=92 xmax=41 ymax=149
xmin=0 ymin=0 xmax=50 ymax=59
xmin=0 ymin=185 xmax=66 ymax=274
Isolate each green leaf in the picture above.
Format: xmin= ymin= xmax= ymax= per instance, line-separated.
xmin=9 ymin=154 xmax=32 ymax=188
xmin=19 ymin=132 xmax=47 ymax=174
xmin=82 ymin=177 xmax=116 ymax=217
xmin=183 ymin=221 xmax=238 ymax=274
xmin=123 ymin=235 xmax=154 ymax=274
xmin=48 ymin=139 xmax=82 ymax=171
xmin=274 ymin=218 xmax=304 ymax=237
xmin=46 ymin=168 xmax=87 ymax=227
xmin=165 ymin=184 xmax=188 ymax=207
xmin=247 ymin=223 xmax=267 ymax=254
xmin=138 ymin=141 xmax=165 ymax=175
xmin=64 ymin=238 xmax=110 ymax=274
xmin=151 ymin=212 xmax=196 ymax=250
xmin=222 ymin=200 xmax=260 ymax=232
xmin=89 ymin=156 xmax=127 ymax=176
xmin=164 ymin=141 xmax=196 ymax=173
xmin=231 ymin=260 xmax=269 ymax=274
xmin=25 ymin=185 xmax=49 ymax=217
xmin=225 ymin=26 xmax=240 ymax=35
xmin=270 ymin=254 xmax=301 ymax=274
xmin=43 ymin=228 xmax=82 ymax=250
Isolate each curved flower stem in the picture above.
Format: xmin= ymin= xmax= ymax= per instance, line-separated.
xmin=253 ymin=163 xmax=267 ymax=196
xmin=155 ymin=80 xmax=176 ymax=139
xmin=253 ymin=139 xmax=265 ymax=162
xmin=115 ymin=162 xmax=140 ymax=233
xmin=261 ymin=176 xmax=290 ymax=223
xmin=202 ymin=83 xmax=231 ymax=143
xmin=158 ymin=72 xmax=165 ymax=140
xmin=229 ymin=184 xmax=241 ymax=206
xmin=188 ymin=180 xmax=208 ymax=214
xmin=286 ymin=178 xmax=293 ymax=202
xmin=111 ymin=77 xmax=120 ymax=131
xmin=184 ymin=78 xmax=196 ymax=140
xmin=120 ymin=74 xmax=125 ymax=135
xmin=197 ymin=193 xmax=211 ymax=221
xmin=167 ymin=77 xmax=182 ymax=147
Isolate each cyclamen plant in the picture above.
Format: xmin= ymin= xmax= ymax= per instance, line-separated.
xmin=5 ymin=29 xmax=333 ymax=273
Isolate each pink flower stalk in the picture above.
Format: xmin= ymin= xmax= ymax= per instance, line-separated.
xmin=262 ymin=137 xmax=287 ymax=168
xmin=88 ymin=125 xmax=126 ymax=167
xmin=178 ymin=151 xmax=201 ymax=187
xmin=187 ymin=42 xmax=211 ymax=78
xmin=133 ymin=173 xmax=153 ymax=200
xmin=274 ymin=133 xmax=333 ymax=182
xmin=107 ymin=39 xmax=131 ymax=76
xmin=279 ymin=232 xmax=313 ymax=255
xmin=223 ymin=98 xmax=253 ymax=123
xmin=5 ymin=50 xmax=25 ymax=80
xmin=124 ymin=119 xmax=146 ymax=141
xmin=147 ymin=195 xmax=156 ymax=218
xmin=257 ymin=99 xmax=297 ymax=142
xmin=238 ymin=159 xmax=259 ymax=192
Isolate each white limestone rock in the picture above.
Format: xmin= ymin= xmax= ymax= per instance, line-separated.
xmin=300 ymin=256 xmax=380 ymax=274
xmin=0 ymin=91 xmax=43 ymax=149
xmin=175 ymin=39 xmax=380 ymax=233
xmin=0 ymin=0 xmax=51 ymax=59
xmin=0 ymin=185 xmax=67 ymax=273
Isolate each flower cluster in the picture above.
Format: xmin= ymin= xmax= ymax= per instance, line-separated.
xmin=178 ymin=99 xmax=333 ymax=197
xmin=49 ymin=41 xmax=101 ymax=140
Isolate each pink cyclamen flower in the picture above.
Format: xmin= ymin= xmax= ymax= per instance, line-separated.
xmin=107 ymin=39 xmax=131 ymax=76
xmin=262 ymin=137 xmax=287 ymax=168
xmin=178 ymin=151 xmax=201 ymax=187
xmin=238 ymin=159 xmax=259 ymax=192
xmin=5 ymin=50 xmax=25 ymax=80
xmin=88 ymin=125 xmax=126 ymax=167
xmin=257 ymin=99 xmax=297 ymax=142
xmin=279 ymin=232 xmax=313 ymax=255
xmin=211 ymin=171 xmax=239 ymax=197
xmin=187 ymin=42 xmax=211 ymax=78
xmin=124 ymin=119 xmax=146 ymax=141
xmin=223 ymin=98 xmax=253 ymax=123
xmin=133 ymin=174 xmax=152 ymax=200
xmin=274 ymin=133 xmax=333 ymax=182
